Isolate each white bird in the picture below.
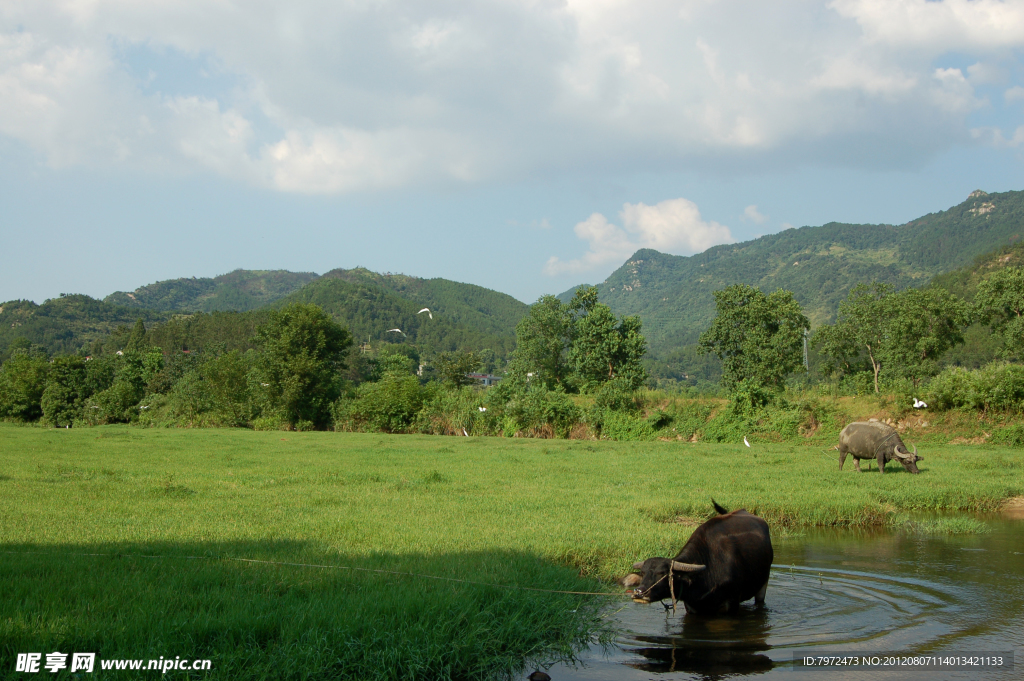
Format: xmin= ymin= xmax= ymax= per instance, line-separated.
xmin=386 ymin=328 xmax=405 ymax=335
xmin=418 ymin=308 xmax=433 ymax=319
xmin=139 ymin=405 xmax=149 ymax=410
xmin=744 ymin=436 xmax=751 ymax=447
xmin=261 ymin=383 xmax=270 ymax=387
xmin=462 ymin=428 xmax=469 ymax=436
xmin=913 ymin=398 xmax=927 ymax=409
xmin=478 ymin=407 xmax=487 ymax=412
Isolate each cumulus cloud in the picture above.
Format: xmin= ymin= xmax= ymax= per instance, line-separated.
xmin=2 ymin=0 xmax=1024 ymax=192
xmin=544 ymin=198 xmax=734 ymax=275
xmin=743 ymin=205 xmax=767 ymax=224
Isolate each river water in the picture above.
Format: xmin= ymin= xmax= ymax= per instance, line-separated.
xmin=542 ymin=515 xmax=1023 ymax=680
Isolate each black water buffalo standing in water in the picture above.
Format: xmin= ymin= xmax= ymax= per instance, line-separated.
xmin=838 ymin=421 xmax=922 ymax=474
xmin=631 ymin=501 xmax=773 ymax=615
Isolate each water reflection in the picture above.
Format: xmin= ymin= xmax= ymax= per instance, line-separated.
xmin=626 ymin=608 xmax=773 ymax=677
xmin=542 ymin=518 xmax=1023 ymax=681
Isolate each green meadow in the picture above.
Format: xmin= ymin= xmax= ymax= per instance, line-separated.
xmin=1 ymin=425 xmax=1021 ymax=679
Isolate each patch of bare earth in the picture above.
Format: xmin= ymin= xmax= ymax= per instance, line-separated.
xmin=1001 ymin=496 xmax=1024 ymax=520
xmin=948 ymin=433 xmax=990 ymax=445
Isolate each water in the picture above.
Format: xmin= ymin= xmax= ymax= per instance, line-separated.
xmin=541 ymin=516 xmax=1023 ymax=680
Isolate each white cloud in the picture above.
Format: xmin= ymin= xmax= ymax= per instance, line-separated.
xmin=545 ymin=198 xmax=734 ymax=275
xmin=743 ymin=204 xmax=767 ymax=224
xmin=1 ymin=0 xmax=1023 ymax=192
xmin=1006 ymin=86 xmax=1024 ymax=102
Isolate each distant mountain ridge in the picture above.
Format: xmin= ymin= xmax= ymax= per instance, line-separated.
xmin=104 ymin=269 xmax=319 ymax=312
xmin=3 ymin=267 xmax=528 ymax=360
xmin=561 ymin=189 xmax=1024 ymax=355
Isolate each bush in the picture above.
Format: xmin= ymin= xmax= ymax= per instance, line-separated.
xmin=598 ymin=410 xmax=657 ymax=441
xmin=335 ymin=374 xmax=426 ymax=433
xmin=991 ymin=424 xmax=1024 ymax=447
xmin=416 ymin=385 xmax=495 ymax=436
xmin=0 ymin=351 xmax=50 ymax=421
xmin=497 ymin=383 xmax=583 ymax=438
xmin=927 ymin=361 xmax=1024 ymax=412
xmin=41 ymin=356 xmax=88 ymax=427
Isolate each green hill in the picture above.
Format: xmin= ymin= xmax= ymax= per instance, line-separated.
xmin=104 ymin=270 xmax=319 ymax=312
xmin=563 ymin=189 xmax=1024 ymax=358
xmin=0 ymin=295 xmax=166 ymax=359
xmin=277 ymin=277 xmax=518 ymax=359
xmin=320 ymin=268 xmax=529 ymax=337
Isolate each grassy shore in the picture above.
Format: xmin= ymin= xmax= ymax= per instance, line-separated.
xmin=1 ymin=425 xmax=1021 ymax=679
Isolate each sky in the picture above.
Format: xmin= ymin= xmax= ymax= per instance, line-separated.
xmin=4 ymin=0 xmax=1024 ymax=305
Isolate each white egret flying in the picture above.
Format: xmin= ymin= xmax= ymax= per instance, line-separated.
xmin=418 ymin=308 xmax=433 ymax=319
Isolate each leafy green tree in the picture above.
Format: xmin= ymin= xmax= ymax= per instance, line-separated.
xmin=566 ymin=287 xmax=647 ymax=392
xmin=0 ymin=350 xmax=50 ymax=421
xmin=813 ymin=282 xmax=893 ymax=393
xmin=508 ymin=287 xmax=647 ymax=393
xmin=41 ymin=355 xmax=88 ymax=426
xmin=433 ymin=350 xmax=482 ymax=388
xmin=92 ymin=349 xmax=164 ymax=422
xmin=253 ymin=303 xmax=352 ymax=429
xmin=507 ymin=295 xmax=571 ymax=389
xmin=125 ymin=318 xmax=149 ymax=352
xmin=698 ymin=284 xmax=808 ymax=393
xmin=815 ymin=283 xmax=970 ymax=391
xmin=975 ymin=267 xmax=1024 ymax=358
xmin=883 ymin=288 xmax=971 ymax=386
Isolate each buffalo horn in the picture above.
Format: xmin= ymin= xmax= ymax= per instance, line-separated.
xmin=912 ymin=444 xmax=921 ymax=460
xmin=632 ymin=561 xmax=645 ymax=571
xmin=671 ymin=560 xmax=706 ymax=573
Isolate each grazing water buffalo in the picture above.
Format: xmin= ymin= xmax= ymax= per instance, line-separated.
xmin=630 ymin=501 xmax=773 ymax=615
xmin=838 ymin=421 xmax=922 ymax=474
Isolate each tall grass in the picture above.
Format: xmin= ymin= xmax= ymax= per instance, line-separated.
xmin=1 ymin=425 xmax=1020 ymax=678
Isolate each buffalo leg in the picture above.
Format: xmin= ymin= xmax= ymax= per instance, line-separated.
xmin=839 ymin=449 xmax=848 ymax=471
xmin=755 ymin=579 xmax=768 ymax=605
xmin=853 ymin=459 xmax=861 ymax=472
xmin=877 ymin=457 xmax=885 ymax=474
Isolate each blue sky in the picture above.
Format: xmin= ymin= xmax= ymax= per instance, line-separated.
xmin=3 ymin=0 xmax=1024 ymax=304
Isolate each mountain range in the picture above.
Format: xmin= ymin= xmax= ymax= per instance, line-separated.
xmin=562 ymin=189 xmax=1024 ymax=356
xmin=3 ymin=189 xmax=1024 ymax=374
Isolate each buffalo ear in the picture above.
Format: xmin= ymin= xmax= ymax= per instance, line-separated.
xmin=916 ymin=455 xmax=924 ymax=461
xmin=632 ymin=561 xmax=645 ymax=571
xmin=671 ymin=561 xmax=706 ymax=573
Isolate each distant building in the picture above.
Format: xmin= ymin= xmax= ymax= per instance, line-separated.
xmin=466 ymin=373 xmax=503 ymax=387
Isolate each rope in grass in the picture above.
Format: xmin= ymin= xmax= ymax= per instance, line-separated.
xmin=1 ymin=550 xmax=630 ymax=597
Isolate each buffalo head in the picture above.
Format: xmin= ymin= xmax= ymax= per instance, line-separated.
xmin=630 ymin=556 xmax=706 ymax=604
xmin=893 ymin=443 xmax=923 ymax=474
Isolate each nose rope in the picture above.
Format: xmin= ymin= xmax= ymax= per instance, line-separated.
xmin=634 ymin=565 xmax=678 ymax=613
xmin=668 ymin=561 xmax=677 ymax=613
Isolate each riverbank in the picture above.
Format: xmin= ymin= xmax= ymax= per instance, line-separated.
xmin=1 ymin=425 xmax=1020 ymax=679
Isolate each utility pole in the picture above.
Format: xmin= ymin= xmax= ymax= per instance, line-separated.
xmin=803 ymin=328 xmax=809 ymax=370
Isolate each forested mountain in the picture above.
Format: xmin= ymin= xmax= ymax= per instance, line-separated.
xmin=104 ymin=269 xmax=319 ymax=312
xmin=0 ymin=295 xmax=167 ymax=360
xmin=562 ymin=189 xmax=1024 ymax=356
xmin=321 ymin=268 xmax=530 ymax=337
xmin=278 ymin=277 xmax=517 ymax=359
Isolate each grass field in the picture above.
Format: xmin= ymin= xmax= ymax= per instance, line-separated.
xmin=2 ymin=425 xmax=1021 ymax=679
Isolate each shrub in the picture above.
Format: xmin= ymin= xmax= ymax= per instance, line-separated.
xmin=498 ymin=384 xmax=583 ymax=438
xmin=927 ymin=361 xmax=1024 ymax=412
xmin=41 ymin=356 xmax=88 ymax=427
xmin=991 ymin=424 xmax=1024 ymax=447
xmin=336 ymin=374 xmax=426 ymax=433
xmin=416 ymin=385 xmax=495 ymax=436
xmin=0 ymin=351 xmax=50 ymax=421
